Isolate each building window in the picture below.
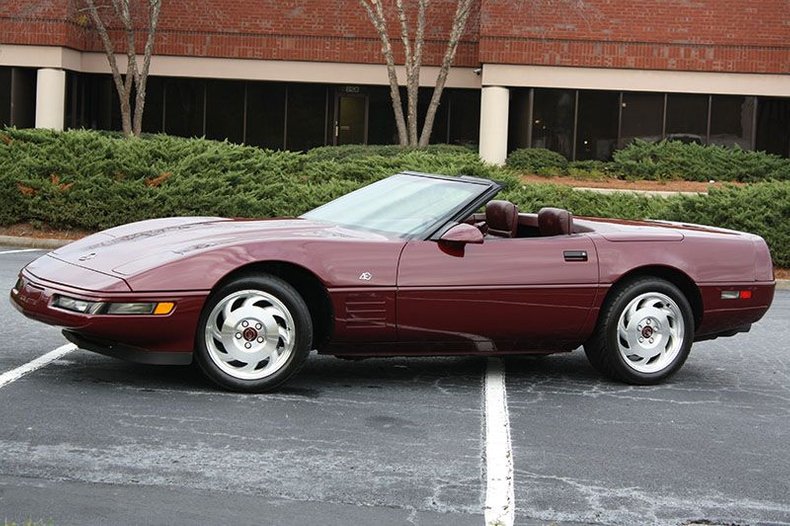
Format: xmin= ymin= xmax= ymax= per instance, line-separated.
xmin=710 ymin=95 xmax=754 ymax=150
xmin=205 ymin=80 xmax=245 ymax=144
xmin=0 ymin=67 xmax=36 ymax=128
xmin=576 ymin=91 xmax=619 ymax=161
xmin=367 ymin=86 xmax=398 ymax=145
xmin=1 ymin=67 xmax=11 ymax=126
xmin=448 ymin=89 xmax=480 ymax=147
xmin=165 ymin=78 xmax=205 ymax=138
xmin=620 ymin=92 xmax=664 ymax=148
xmin=666 ymin=93 xmax=708 ymax=144
xmin=532 ymin=89 xmax=575 ymax=160
xmin=246 ymin=82 xmax=286 ymax=150
xmin=756 ymin=98 xmax=790 ymax=157
xmin=286 ymin=84 xmax=327 ymax=151
xmin=141 ymin=76 xmax=165 ymax=134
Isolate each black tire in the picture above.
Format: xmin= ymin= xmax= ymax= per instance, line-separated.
xmin=584 ymin=277 xmax=694 ymax=385
xmin=195 ymin=274 xmax=313 ymax=392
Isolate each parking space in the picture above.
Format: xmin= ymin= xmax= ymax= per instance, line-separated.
xmin=0 ymin=248 xmax=65 ymax=372
xmin=0 ymin=353 xmax=488 ymax=524
xmin=506 ymin=291 xmax=790 ymax=526
xmin=1 ymin=248 xmax=788 ymax=525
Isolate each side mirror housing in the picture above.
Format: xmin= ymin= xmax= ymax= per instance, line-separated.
xmin=439 ymin=223 xmax=484 ymax=245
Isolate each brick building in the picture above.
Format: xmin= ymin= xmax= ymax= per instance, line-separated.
xmin=1 ymin=0 xmax=788 ymax=162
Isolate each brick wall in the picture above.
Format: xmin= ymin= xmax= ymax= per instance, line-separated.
xmin=0 ymin=0 xmax=479 ymax=67
xmin=1 ymin=0 xmax=787 ymax=74
xmin=480 ymin=0 xmax=790 ymax=73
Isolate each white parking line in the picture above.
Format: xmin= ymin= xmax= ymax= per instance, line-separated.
xmin=484 ymin=358 xmax=515 ymax=526
xmin=0 ymin=344 xmax=77 ymax=389
xmin=0 ymin=248 xmax=45 ymax=255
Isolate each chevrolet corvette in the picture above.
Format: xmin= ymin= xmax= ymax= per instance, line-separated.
xmin=11 ymin=172 xmax=775 ymax=391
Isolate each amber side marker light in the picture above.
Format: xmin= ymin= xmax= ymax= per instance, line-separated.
xmin=153 ymin=302 xmax=175 ymax=315
xmin=721 ymin=290 xmax=752 ymax=300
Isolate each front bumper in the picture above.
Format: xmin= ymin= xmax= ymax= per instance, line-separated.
xmin=11 ymin=268 xmax=207 ymax=358
xmin=62 ymin=330 xmax=193 ymax=365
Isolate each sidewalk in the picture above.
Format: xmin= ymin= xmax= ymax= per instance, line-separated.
xmin=573 ymin=187 xmax=704 ymax=197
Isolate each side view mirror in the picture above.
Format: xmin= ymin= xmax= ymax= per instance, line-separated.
xmin=439 ymin=223 xmax=484 ymax=245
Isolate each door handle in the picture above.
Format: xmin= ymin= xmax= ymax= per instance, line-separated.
xmin=563 ymin=250 xmax=588 ymax=262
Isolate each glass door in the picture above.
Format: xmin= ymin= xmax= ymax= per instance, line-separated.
xmin=334 ymin=93 xmax=368 ymax=145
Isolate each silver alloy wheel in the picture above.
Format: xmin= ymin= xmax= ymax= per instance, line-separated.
xmin=616 ymin=292 xmax=685 ymax=374
xmin=204 ymin=289 xmax=295 ymax=381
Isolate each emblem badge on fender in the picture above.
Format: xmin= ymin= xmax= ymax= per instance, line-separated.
xmin=358 ymin=272 xmax=372 ymax=281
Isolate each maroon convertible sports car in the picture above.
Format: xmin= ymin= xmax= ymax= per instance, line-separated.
xmin=11 ymin=172 xmax=775 ymax=391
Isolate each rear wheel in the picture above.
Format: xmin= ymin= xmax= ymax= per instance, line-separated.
xmin=195 ymin=274 xmax=312 ymax=392
xmin=584 ymin=278 xmax=694 ymax=384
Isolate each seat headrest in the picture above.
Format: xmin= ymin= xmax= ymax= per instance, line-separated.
xmin=538 ymin=207 xmax=573 ymax=236
xmin=486 ymin=200 xmax=518 ymax=238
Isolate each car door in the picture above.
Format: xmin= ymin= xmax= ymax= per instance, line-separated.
xmin=396 ymin=234 xmax=599 ymax=352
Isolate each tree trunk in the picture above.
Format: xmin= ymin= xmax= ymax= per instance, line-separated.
xmin=133 ymin=1 xmax=162 ymax=136
xmin=361 ymin=0 xmax=476 ymax=148
xmin=84 ymin=0 xmax=161 ymax=138
xmin=359 ymin=0 xmax=410 ymax=146
xmin=419 ymin=0 xmax=475 ymax=147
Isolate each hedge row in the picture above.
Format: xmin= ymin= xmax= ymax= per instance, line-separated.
xmin=501 ymin=181 xmax=789 ymax=267
xmin=0 ymin=128 xmax=506 ymax=229
xmin=507 ymin=140 xmax=790 ymax=182
xmin=1 ymin=128 xmax=788 ymax=266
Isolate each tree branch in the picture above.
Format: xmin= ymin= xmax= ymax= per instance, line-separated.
xmin=359 ymin=0 xmax=409 ymax=145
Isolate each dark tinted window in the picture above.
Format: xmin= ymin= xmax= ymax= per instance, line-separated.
xmin=756 ymin=97 xmax=790 ymax=157
xmin=246 ymin=82 xmax=286 ymax=150
xmin=448 ymin=89 xmax=480 ymax=146
xmin=620 ymin=92 xmax=664 ymax=146
xmin=0 ymin=68 xmax=11 ymax=127
xmin=576 ymin=90 xmax=619 ymax=160
xmin=367 ymin=86 xmax=398 ymax=145
xmin=205 ymin=79 xmax=244 ymax=143
xmin=666 ymin=94 xmax=707 ymax=143
xmin=141 ymin=76 xmax=165 ymax=133
xmin=165 ymin=78 xmax=205 ymax=138
xmin=710 ymin=95 xmax=754 ymax=149
xmin=532 ymin=88 xmax=575 ymax=159
xmin=286 ymin=84 xmax=327 ymax=151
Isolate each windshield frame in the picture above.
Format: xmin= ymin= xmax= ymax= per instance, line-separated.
xmin=301 ymin=172 xmax=502 ymax=240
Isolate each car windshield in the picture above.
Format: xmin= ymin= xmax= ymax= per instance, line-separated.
xmin=301 ymin=173 xmax=491 ymax=238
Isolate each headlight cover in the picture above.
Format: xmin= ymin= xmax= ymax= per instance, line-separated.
xmin=106 ymin=302 xmax=156 ymax=315
xmin=52 ymin=295 xmax=104 ymax=314
xmin=52 ymin=296 xmax=175 ymax=316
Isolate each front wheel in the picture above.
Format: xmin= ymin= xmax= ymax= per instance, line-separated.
xmin=195 ymin=274 xmax=313 ymax=392
xmin=584 ymin=278 xmax=694 ymax=384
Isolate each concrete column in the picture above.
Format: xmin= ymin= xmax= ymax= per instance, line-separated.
xmin=35 ymin=68 xmax=66 ymax=131
xmin=479 ymin=86 xmax=510 ymax=166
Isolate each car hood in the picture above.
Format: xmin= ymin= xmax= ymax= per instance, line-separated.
xmin=48 ymin=216 xmax=386 ymax=277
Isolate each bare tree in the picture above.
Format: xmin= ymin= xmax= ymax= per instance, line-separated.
xmin=359 ymin=0 xmax=475 ymax=147
xmin=83 ymin=0 xmax=163 ymax=137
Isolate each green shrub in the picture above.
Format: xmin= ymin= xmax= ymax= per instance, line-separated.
xmin=506 ymin=148 xmax=568 ymax=173
xmin=305 ymin=143 xmax=473 ymax=161
xmin=613 ymin=139 xmax=790 ymax=182
xmin=501 ymin=181 xmax=790 ymax=267
xmin=1 ymin=128 xmax=787 ymax=266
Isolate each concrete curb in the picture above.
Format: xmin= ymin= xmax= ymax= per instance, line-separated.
xmin=573 ymin=187 xmax=706 ymax=197
xmin=1 ymin=234 xmax=788 ymax=290
xmin=0 ymin=235 xmax=72 ymax=250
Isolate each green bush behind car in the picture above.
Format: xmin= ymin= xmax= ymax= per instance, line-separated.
xmin=1 ymin=128 xmax=788 ymax=267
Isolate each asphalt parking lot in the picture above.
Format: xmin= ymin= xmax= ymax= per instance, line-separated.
xmin=1 ymin=246 xmax=788 ymax=526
